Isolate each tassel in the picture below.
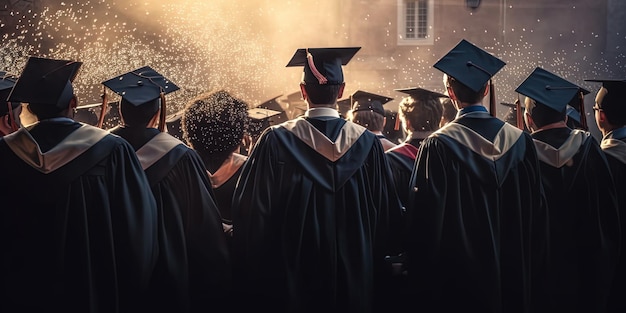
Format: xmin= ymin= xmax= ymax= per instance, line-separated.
xmin=306 ymin=49 xmax=328 ymax=84
xmin=515 ymin=96 xmax=523 ymax=130
xmin=97 ymin=86 xmax=108 ymax=129
xmin=7 ymin=102 xmax=18 ymax=132
xmin=158 ymin=92 xmax=166 ymax=132
xmin=489 ymin=79 xmax=496 ymax=117
xmin=394 ymin=112 xmax=401 ymax=131
xmin=578 ymin=91 xmax=588 ymax=131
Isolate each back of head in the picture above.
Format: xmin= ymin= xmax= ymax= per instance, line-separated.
xmin=182 ymin=90 xmax=249 ymax=169
xmin=349 ymin=110 xmax=384 ymax=132
xmin=400 ymin=95 xmax=444 ymax=132
xmin=524 ymin=97 xmax=566 ymax=128
xmin=586 ymin=79 xmax=626 ymax=126
xmin=119 ymin=97 xmax=160 ymax=127
xmin=440 ymin=98 xmax=456 ymax=125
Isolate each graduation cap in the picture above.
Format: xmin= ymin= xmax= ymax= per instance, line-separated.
xmin=101 ymin=66 xmax=179 ymax=131
xmin=433 ymin=39 xmax=505 ymax=116
xmin=254 ymin=95 xmax=287 ymax=124
xmin=8 ymin=56 xmax=82 ymax=110
xmin=336 ymin=98 xmax=351 ymax=118
xmin=394 ymin=87 xmax=448 ymax=100
xmin=248 ymin=101 xmax=283 ymax=140
xmin=584 ymin=79 xmax=626 ymax=112
xmin=286 ymin=47 xmax=361 ymax=85
xmin=350 ymin=90 xmax=394 ymax=116
xmin=0 ymin=71 xmax=19 ymax=116
xmin=281 ymin=91 xmax=308 ymax=119
xmin=516 ymin=67 xmax=588 ymax=129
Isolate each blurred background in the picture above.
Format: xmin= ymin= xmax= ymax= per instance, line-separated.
xmin=1 ymin=0 xmax=624 ymax=138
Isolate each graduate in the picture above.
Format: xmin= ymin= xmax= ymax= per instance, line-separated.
xmin=0 ymin=56 xmax=159 ymax=312
xmin=0 ymin=71 xmax=20 ymax=135
xmin=231 ymin=47 xmax=404 ymax=313
xmin=181 ymin=90 xmax=256 ymax=249
xmin=386 ymin=87 xmax=448 ymax=208
xmin=405 ymin=39 xmax=547 ymax=313
xmin=517 ymin=68 xmax=620 ymax=313
xmin=586 ymin=78 xmax=626 ymax=313
xmin=346 ymin=90 xmax=397 ymax=151
xmin=103 ymin=66 xmax=231 ymax=313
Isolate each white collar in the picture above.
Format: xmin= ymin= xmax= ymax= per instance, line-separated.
xmin=305 ymin=107 xmax=340 ymax=118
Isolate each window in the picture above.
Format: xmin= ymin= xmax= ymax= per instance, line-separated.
xmin=397 ymin=0 xmax=434 ymax=45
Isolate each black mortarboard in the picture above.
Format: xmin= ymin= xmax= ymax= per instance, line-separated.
xmin=254 ymin=95 xmax=287 ymax=124
xmin=515 ymin=67 xmax=583 ymax=113
xmin=286 ymin=47 xmax=361 ymax=85
xmin=102 ymin=66 xmax=179 ymax=131
xmin=584 ymin=79 xmax=626 ymax=110
xmin=433 ymin=39 xmax=505 ymax=93
xmin=248 ymin=107 xmax=282 ymax=121
xmin=102 ymin=66 xmax=179 ymax=106
xmin=281 ymin=91 xmax=308 ymax=119
xmin=336 ymin=98 xmax=351 ymax=118
xmin=350 ymin=90 xmax=393 ymax=116
xmin=8 ymin=56 xmax=82 ymax=109
xmin=394 ymin=87 xmax=448 ymax=100
xmin=0 ymin=71 xmax=18 ymax=116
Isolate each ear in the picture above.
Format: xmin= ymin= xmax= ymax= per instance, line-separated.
xmin=446 ymin=86 xmax=457 ymax=101
xmin=69 ymin=95 xmax=78 ymax=110
xmin=337 ymin=83 xmax=345 ymax=99
xmin=483 ymin=83 xmax=490 ymax=97
xmin=0 ymin=114 xmax=11 ymax=136
xmin=299 ymin=83 xmax=308 ymax=101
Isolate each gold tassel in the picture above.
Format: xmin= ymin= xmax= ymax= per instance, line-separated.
xmin=97 ymin=86 xmax=108 ymax=129
xmin=158 ymin=92 xmax=166 ymax=132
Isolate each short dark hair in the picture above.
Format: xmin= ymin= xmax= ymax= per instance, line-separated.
xmin=27 ymin=101 xmax=70 ymax=120
xmin=349 ymin=110 xmax=384 ymax=132
xmin=446 ymin=75 xmax=487 ymax=104
xmin=526 ymin=98 xmax=566 ymax=128
xmin=119 ymin=98 xmax=160 ymax=127
xmin=302 ymin=83 xmax=342 ymax=105
xmin=400 ymin=95 xmax=443 ymax=131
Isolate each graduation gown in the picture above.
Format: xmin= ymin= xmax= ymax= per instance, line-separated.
xmin=406 ymin=109 xmax=547 ymax=313
xmin=231 ymin=115 xmax=404 ymax=313
xmin=0 ymin=119 xmax=158 ymax=313
xmin=531 ymin=127 xmax=620 ymax=313
xmin=385 ymin=134 xmax=431 ymax=209
xmin=600 ymin=126 xmax=626 ymax=313
xmin=110 ymin=126 xmax=231 ymax=313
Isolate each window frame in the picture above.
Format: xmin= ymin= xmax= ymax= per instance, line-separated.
xmin=397 ymin=0 xmax=435 ymax=46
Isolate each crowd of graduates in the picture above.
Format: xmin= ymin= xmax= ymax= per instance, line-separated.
xmin=0 ymin=39 xmax=625 ymax=313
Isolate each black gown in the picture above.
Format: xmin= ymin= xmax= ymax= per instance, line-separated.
xmin=406 ymin=109 xmax=547 ymax=313
xmin=600 ymin=126 xmax=626 ymax=313
xmin=530 ymin=127 xmax=620 ymax=313
xmin=385 ymin=136 xmax=427 ymax=208
xmin=231 ymin=115 xmax=404 ymax=313
xmin=0 ymin=119 xmax=159 ymax=313
xmin=109 ymin=126 xmax=231 ymax=313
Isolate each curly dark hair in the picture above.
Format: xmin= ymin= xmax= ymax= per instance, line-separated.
xmin=182 ymin=90 xmax=249 ymax=171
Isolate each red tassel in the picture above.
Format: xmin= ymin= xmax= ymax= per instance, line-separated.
xmin=306 ymin=49 xmax=328 ymax=84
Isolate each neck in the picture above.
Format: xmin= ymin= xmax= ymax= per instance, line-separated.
xmin=534 ymin=120 xmax=567 ymax=132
